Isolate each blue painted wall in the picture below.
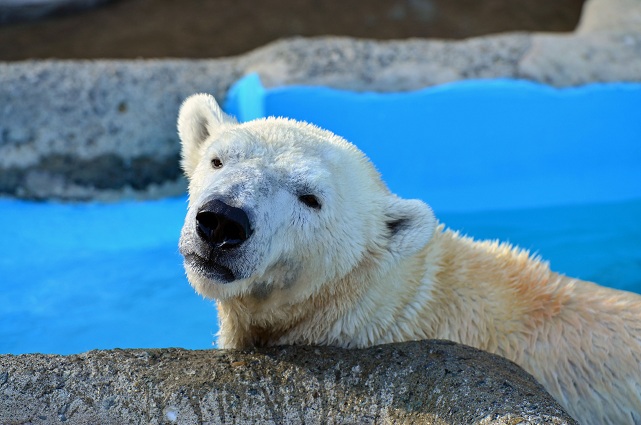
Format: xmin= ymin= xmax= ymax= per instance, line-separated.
xmin=226 ymin=74 xmax=641 ymax=213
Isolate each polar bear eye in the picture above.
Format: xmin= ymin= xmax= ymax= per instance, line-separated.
xmin=298 ymin=194 xmax=321 ymax=210
xmin=211 ymin=157 xmax=223 ymax=169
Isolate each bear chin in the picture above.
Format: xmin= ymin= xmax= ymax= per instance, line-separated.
xmin=183 ymin=253 xmax=236 ymax=284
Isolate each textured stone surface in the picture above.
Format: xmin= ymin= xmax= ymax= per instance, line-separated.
xmin=0 ymin=59 xmax=239 ymax=200
xmin=0 ymin=0 xmax=639 ymax=200
xmin=577 ymin=0 xmax=641 ymax=33
xmin=0 ymin=340 xmax=577 ymax=424
xmin=245 ymin=34 xmax=533 ymax=91
xmin=520 ymin=32 xmax=641 ymax=86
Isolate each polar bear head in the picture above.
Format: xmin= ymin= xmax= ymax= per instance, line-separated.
xmin=177 ymin=94 xmax=436 ymax=305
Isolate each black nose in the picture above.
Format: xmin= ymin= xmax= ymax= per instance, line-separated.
xmin=195 ymin=200 xmax=252 ymax=249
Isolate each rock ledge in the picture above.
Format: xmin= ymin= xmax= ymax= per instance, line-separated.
xmin=0 ymin=340 xmax=577 ymax=424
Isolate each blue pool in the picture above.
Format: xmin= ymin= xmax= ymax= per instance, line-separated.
xmin=1 ymin=77 xmax=640 ymax=355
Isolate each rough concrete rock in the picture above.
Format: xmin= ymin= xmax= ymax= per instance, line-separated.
xmin=0 ymin=0 xmax=640 ymax=201
xmin=244 ymin=34 xmax=532 ymax=92
xmin=577 ymin=0 xmax=641 ymax=33
xmin=0 ymin=340 xmax=577 ymax=425
xmin=0 ymin=59 xmax=239 ymax=200
xmin=519 ymin=32 xmax=641 ymax=86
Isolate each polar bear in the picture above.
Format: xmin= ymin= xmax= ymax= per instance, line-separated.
xmin=177 ymin=93 xmax=641 ymax=425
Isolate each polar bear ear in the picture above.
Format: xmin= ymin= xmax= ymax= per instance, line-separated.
xmin=384 ymin=196 xmax=437 ymax=258
xmin=177 ymin=93 xmax=236 ymax=178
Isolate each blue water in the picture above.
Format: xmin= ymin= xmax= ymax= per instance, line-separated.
xmin=1 ymin=197 xmax=639 ymax=355
xmin=0 ymin=198 xmax=218 ymax=355
xmin=2 ymin=77 xmax=640 ymax=354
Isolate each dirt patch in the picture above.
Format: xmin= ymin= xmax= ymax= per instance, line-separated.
xmin=0 ymin=0 xmax=584 ymax=61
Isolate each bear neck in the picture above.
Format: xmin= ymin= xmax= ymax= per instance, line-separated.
xmin=215 ymin=224 xmax=572 ymax=356
xmin=424 ymin=226 xmax=567 ymax=358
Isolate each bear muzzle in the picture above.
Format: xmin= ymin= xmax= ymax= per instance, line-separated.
xmin=195 ymin=199 xmax=253 ymax=250
xmin=179 ymin=199 xmax=254 ymax=284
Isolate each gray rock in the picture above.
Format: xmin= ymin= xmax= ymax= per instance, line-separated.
xmin=577 ymin=0 xmax=641 ymax=33
xmin=0 ymin=340 xmax=577 ymax=424
xmin=0 ymin=59 xmax=239 ymax=200
xmin=245 ymin=34 xmax=532 ymax=92
xmin=519 ymin=32 xmax=641 ymax=86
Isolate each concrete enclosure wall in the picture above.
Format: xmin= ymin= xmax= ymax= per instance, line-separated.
xmin=0 ymin=0 xmax=640 ymax=200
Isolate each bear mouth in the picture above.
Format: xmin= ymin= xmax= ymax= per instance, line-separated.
xmin=183 ymin=253 xmax=236 ymax=283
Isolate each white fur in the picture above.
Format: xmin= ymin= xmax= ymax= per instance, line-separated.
xmin=177 ymin=94 xmax=436 ymax=305
xmin=177 ymin=93 xmax=237 ymax=178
